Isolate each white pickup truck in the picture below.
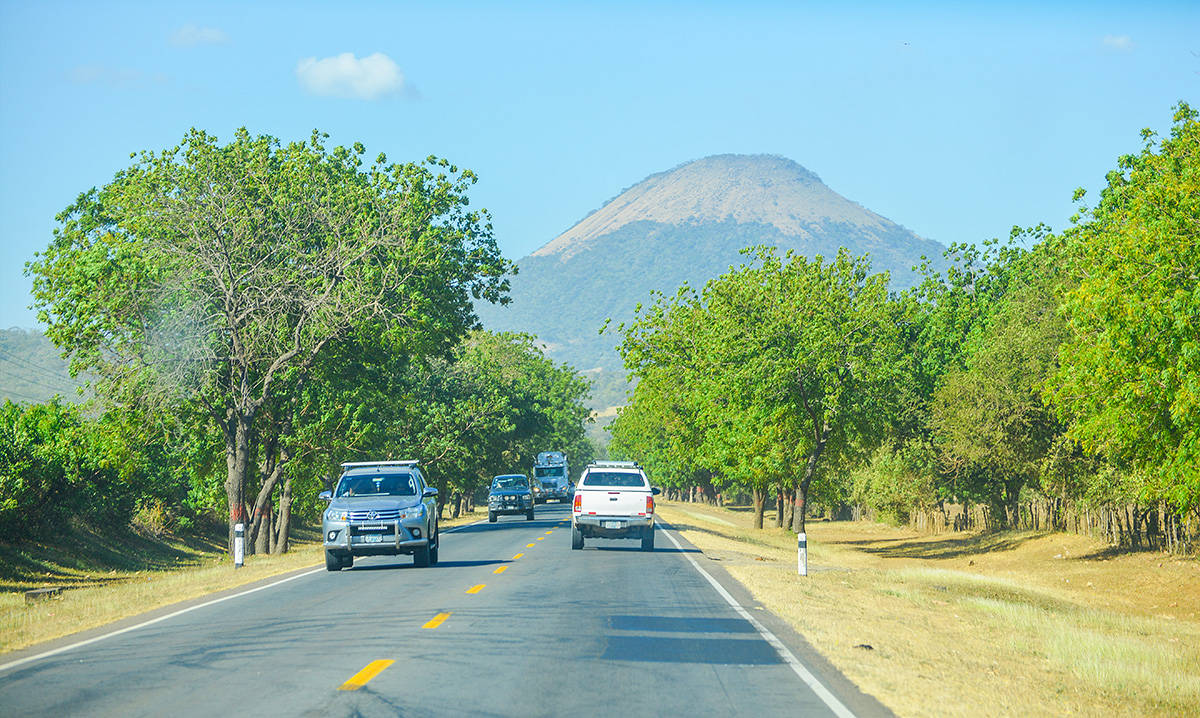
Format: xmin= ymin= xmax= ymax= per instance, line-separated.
xmin=571 ymin=461 xmax=660 ymax=551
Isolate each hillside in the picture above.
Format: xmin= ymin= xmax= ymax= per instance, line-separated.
xmin=0 ymin=328 xmax=86 ymax=404
xmin=479 ymin=154 xmax=946 ymax=412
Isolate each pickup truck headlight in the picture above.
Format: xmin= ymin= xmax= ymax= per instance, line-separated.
xmin=325 ymin=508 xmax=348 ymax=522
xmin=397 ymin=505 xmax=426 ymax=520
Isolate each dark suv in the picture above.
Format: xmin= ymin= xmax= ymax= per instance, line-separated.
xmin=319 ymin=460 xmax=439 ymax=571
xmin=487 ymin=474 xmax=535 ymax=522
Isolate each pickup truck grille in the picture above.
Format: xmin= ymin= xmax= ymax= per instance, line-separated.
xmin=347 ymin=508 xmax=401 ymax=521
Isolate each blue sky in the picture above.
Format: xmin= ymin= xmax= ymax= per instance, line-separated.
xmin=1 ymin=0 xmax=1197 ymax=328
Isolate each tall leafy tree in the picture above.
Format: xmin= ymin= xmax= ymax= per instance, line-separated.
xmin=931 ymin=240 xmax=1072 ymax=523
xmin=617 ymin=248 xmax=901 ymax=532
xmin=29 ymin=128 xmax=510 ymax=549
xmin=1050 ymin=103 xmax=1200 ymax=515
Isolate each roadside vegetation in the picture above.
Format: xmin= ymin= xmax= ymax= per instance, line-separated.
xmin=611 ymin=104 xmax=1200 ymax=552
xmin=2 ymin=127 xmax=595 ymax=597
xmin=657 ymin=501 xmax=1200 ymax=718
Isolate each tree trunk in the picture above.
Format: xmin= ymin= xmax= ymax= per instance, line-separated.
xmin=250 ymin=444 xmax=289 ymax=555
xmin=272 ymin=474 xmax=292 ymax=555
xmin=224 ymin=414 xmax=252 ymax=555
xmin=783 ymin=486 xmax=795 ymax=531
xmin=775 ymin=489 xmax=784 ymax=528
xmin=752 ymin=487 xmax=765 ymax=529
xmin=793 ymin=424 xmax=828 ymax=535
xmin=253 ymin=497 xmax=272 ymax=555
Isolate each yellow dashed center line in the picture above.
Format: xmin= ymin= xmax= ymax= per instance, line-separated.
xmin=422 ymin=612 xmax=451 ymax=629
xmin=544 ymin=531 xmax=553 ymax=535
xmin=494 ymin=565 xmax=508 ymax=574
xmin=512 ymin=553 xmax=524 ymax=560
xmin=339 ymin=659 xmax=394 ymax=690
xmin=466 ymin=584 xmax=486 ymax=594
xmin=526 ymin=543 xmax=536 ymax=548
xmin=536 ymin=536 xmax=544 ymax=541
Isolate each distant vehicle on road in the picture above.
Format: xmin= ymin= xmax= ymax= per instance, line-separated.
xmin=319 ymin=460 xmax=439 ymax=571
xmin=488 ymin=474 xmax=536 ymax=522
xmin=571 ymin=460 xmax=660 ymax=551
xmin=533 ymin=451 xmax=570 ymax=503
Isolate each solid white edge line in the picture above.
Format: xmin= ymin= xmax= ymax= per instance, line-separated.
xmin=0 ymin=567 xmax=324 ymax=676
xmin=442 ymin=517 xmax=489 ymax=533
xmin=1 ymin=513 xmax=510 ymax=676
xmin=660 ymin=525 xmax=858 ymax=718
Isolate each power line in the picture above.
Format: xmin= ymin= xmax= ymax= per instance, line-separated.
xmin=0 ymin=346 xmax=80 ymax=385
xmin=0 ymin=387 xmax=50 ymax=404
xmin=0 ymin=345 xmax=73 ymax=376
xmin=0 ymin=366 xmax=78 ymax=395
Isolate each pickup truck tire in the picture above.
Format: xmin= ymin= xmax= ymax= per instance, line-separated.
xmin=413 ymin=542 xmax=431 ymax=567
xmin=429 ymin=525 xmax=439 ymax=566
xmin=526 ymin=508 xmax=535 ymax=521
xmin=641 ymin=527 xmax=655 ymax=551
xmin=325 ymin=550 xmax=342 ymax=572
xmin=572 ymin=524 xmax=584 ymax=549
xmin=488 ymin=510 xmax=497 ymax=523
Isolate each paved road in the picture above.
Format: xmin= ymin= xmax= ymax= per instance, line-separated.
xmin=0 ymin=503 xmax=889 ymax=717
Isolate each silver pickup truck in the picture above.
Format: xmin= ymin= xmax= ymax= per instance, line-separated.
xmin=319 ymin=460 xmax=440 ymax=571
xmin=571 ymin=461 xmax=660 ymax=551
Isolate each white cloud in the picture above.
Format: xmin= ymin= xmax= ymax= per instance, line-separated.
xmin=171 ymin=24 xmax=230 ymax=47
xmin=295 ymin=52 xmax=405 ymax=100
xmin=1102 ymin=35 xmax=1134 ymax=52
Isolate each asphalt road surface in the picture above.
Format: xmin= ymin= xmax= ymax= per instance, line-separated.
xmin=0 ymin=502 xmax=891 ymax=717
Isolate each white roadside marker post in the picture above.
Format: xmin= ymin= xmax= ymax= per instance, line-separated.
xmin=234 ymin=523 xmax=245 ymax=568
xmin=797 ymin=532 xmax=808 ymax=576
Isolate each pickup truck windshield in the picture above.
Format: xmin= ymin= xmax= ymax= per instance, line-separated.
xmin=336 ymin=473 xmax=417 ymax=497
xmin=581 ymin=471 xmax=646 ymax=487
xmin=492 ymin=476 xmax=528 ymax=489
xmin=535 ymin=467 xmax=564 ymax=478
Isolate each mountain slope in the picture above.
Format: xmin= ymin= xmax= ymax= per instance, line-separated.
xmin=477 ymin=154 xmax=944 ymax=410
xmin=0 ymin=328 xmax=87 ymax=404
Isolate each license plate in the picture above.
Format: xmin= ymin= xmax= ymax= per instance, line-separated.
xmin=604 ymin=521 xmax=624 ymax=529
xmin=364 ymin=534 xmax=383 ymax=543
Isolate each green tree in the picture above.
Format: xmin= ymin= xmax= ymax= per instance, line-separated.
xmin=1050 ymin=103 xmax=1200 ymax=515
xmin=29 ymin=128 xmax=510 ymax=551
xmin=931 ymin=239 xmax=1072 ymax=523
xmin=617 ymin=247 xmax=901 ymax=532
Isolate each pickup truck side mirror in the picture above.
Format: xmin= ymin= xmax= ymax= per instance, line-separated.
xmin=651 ymin=487 xmax=661 ymax=495
xmin=423 ymin=486 xmax=439 ymax=498
xmin=318 ymin=490 xmax=332 ymax=501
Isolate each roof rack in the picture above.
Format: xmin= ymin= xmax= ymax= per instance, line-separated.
xmin=589 ymin=460 xmax=640 ymax=468
xmin=340 ymin=460 xmax=420 ymax=469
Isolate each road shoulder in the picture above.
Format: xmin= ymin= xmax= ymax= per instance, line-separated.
xmin=657 ymin=518 xmax=895 ymax=718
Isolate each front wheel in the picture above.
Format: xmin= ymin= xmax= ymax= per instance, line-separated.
xmin=488 ymin=510 xmax=497 ymax=523
xmin=429 ymin=524 xmax=439 ymax=566
xmin=526 ymin=508 xmax=535 ymax=521
xmin=572 ymin=524 xmax=584 ymax=550
xmin=413 ymin=542 xmax=431 ymax=567
xmin=325 ymin=550 xmax=342 ymax=572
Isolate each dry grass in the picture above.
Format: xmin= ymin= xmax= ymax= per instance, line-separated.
xmin=0 ymin=507 xmax=489 ymax=655
xmin=657 ymin=501 xmax=1200 ymax=718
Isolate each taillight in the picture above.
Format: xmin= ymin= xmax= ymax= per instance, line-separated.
xmin=646 ymin=495 xmax=654 ymax=514
xmin=573 ymin=494 xmax=582 ymax=512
